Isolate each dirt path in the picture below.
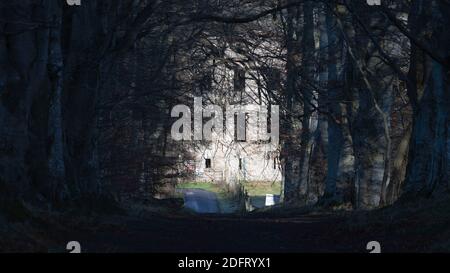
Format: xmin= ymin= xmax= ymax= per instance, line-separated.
xmin=181 ymin=189 xmax=220 ymax=214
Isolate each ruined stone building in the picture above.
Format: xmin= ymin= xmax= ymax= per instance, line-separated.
xmin=186 ymin=41 xmax=284 ymax=185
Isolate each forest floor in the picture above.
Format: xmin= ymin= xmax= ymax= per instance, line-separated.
xmin=1 ymin=193 xmax=450 ymax=252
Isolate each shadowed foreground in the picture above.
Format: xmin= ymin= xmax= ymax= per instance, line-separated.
xmin=2 ymin=195 xmax=450 ymax=253
xmin=48 ymin=195 xmax=450 ymax=253
xmin=61 ymin=214 xmax=357 ymax=252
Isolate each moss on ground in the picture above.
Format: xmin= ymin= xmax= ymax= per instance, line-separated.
xmin=176 ymin=182 xmax=223 ymax=193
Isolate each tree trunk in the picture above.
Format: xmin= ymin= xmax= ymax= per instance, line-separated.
xmin=297 ymin=1 xmax=316 ymax=204
xmin=403 ymin=0 xmax=450 ymax=196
